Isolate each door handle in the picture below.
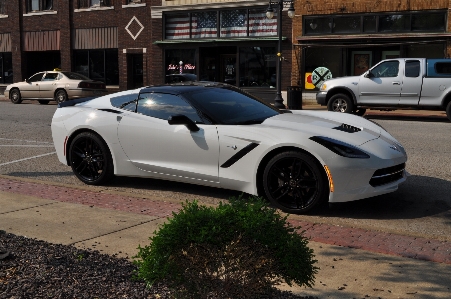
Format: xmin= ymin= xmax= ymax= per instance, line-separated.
xmin=392 ymin=81 xmax=400 ymax=85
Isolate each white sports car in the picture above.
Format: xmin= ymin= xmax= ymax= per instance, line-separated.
xmin=51 ymin=82 xmax=408 ymax=214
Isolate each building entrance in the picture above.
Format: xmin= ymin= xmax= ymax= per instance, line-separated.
xmin=127 ymin=54 xmax=143 ymax=89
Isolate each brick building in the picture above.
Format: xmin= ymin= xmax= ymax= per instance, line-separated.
xmin=1 ymin=0 xmax=451 ymax=98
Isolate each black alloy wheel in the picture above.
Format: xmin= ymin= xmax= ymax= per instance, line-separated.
xmin=69 ymin=132 xmax=114 ymax=185
xmin=328 ymin=93 xmax=354 ymax=113
xmin=55 ymin=90 xmax=68 ymax=103
xmin=10 ymin=89 xmax=22 ymax=104
xmin=263 ymin=151 xmax=328 ymax=214
xmin=38 ymin=100 xmax=50 ymax=105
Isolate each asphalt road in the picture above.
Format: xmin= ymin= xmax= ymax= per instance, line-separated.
xmin=1 ymin=100 xmax=450 ymax=243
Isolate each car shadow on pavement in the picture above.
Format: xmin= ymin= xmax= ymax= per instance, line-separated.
xmin=365 ymin=114 xmax=449 ymax=123
xmin=315 ymin=174 xmax=451 ymax=221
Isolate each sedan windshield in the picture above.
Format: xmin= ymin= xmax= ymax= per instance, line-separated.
xmin=182 ymin=87 xmax=280 ymax=125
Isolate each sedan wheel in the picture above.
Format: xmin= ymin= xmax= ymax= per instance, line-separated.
xmin=263 ymin=151 xmax=328 ymax=214
xmin=55 ymin=90 xmax=68 ymax=103
xmin=10 ymin=89 xmax=23 ymax=104
xmin=328 ymin=93 xmax=354 ymax=113
xmin=69 ymin=132 xmax=114 ymax=185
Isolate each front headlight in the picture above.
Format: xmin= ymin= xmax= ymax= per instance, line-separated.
xmin=310 ymin=136 xmax=370 ymax=159
xmin=320 ymin=83 xmax=327 ymax=91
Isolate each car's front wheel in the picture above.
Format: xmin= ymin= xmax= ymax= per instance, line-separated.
xmin=10 ymin=89 xmax=22 ymax=104
xmin=262 ymin=151 xmax=328 ymax=214
xmin=328 ymin=93 xmax=354 ymax=113
xmin=55 ymin=90 xmax=68 ymax=103
xmin=69 ymin=132 xmax=114 ymax=185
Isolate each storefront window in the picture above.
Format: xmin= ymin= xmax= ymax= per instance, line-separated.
xmin=220 ymin=10 xmax=247 ymax=37
xmin=379 ymin=14 xmax=410 ymax=32
xmin=239 ymin=47 xmax=276 ymax=87
xmin=304 ymin=18 xmax=332 ymax=35
xmin=363 ymin=16 xmax=377 ymax=32
xmin=192 ymin=12 xmax=217 ymax=38
xmin=73 ymin=49 xmax=118 ymax=85
xmin=333 ymin=16 xmax=361 ymax=34
xmin=249 ymin=9 xmax=277 ymax=37
xmin=411 ymin=13 xmax=445 ymax=31
xmin=165 ymin=14 xmax=190 ymax=40
xmin=0 ymin=53 xmax=13 ymax=84
xmin=165 ymin=49 xmax=196 ymax=82
xmin=406 ymin=44 xmax=445 ymax=58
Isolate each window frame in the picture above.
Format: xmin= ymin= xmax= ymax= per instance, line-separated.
xmin=78 ymin=0 xmax=111 ymax=9
xmin=28 ymin=0 xmax=53 ymax=12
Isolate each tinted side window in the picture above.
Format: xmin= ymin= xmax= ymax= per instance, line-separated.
xmin=110 ymin=93 xmax=139 ymax=111
xmin=405 ymin=60 xmax=420 ymax=77
xmin=43 ymin=73 xmax=58 ymax=81
xmin=137 ymin=93 xmax=202 ymax=123
xmin=435 ymin=62 xmax=451 ymax=74
xmin=371 ymin=61 xmax=399 ymax=78
xmin=28 ymin=73 xmax=44 ymax=82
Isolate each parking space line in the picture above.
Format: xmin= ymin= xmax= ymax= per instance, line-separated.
xmin=0 ymin=152 xmax=57 ymax=166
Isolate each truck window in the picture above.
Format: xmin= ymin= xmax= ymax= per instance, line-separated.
xmin=371 ymin=61 xmax=399 ymax=78
xmin=405 ymin=60 xmax=420 ymax=78
xmin=435 ymin=62 xmax=451 ymax=75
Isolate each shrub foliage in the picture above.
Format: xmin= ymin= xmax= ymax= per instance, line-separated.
xmin=134 ymin=196 xmax=318 ymax=298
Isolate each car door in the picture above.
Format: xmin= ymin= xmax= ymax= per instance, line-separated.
xmin=20 ymin=72 xmax=44 ymax=99
xmin=399 ymin=59 xmax=423 ymax=106
xmin=358 ymin=60 xmax=402 ymax=105
xmin=117 ymin=92 xmax=220 ymax=185
xmin=39 ymin=72 xmax=59 ymax=99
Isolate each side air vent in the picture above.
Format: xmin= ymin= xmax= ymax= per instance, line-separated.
xmin=333 ymin=123 xmax=362 ymax=133
xmin=369 ymin=163 xmax=405 ymax=187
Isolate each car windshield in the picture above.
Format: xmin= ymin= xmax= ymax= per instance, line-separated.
xmin=61 ymin=72 xmax=91 ymax=80
xmin=182 ymin=87 xmax=280 ymax=125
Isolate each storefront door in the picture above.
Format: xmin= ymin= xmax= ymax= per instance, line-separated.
xmin=220 ymin=54 xmax=237 ymax=85
xmin=127 ymin=54 xmax=143 ymax=89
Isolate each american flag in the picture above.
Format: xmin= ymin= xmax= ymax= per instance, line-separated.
xmin=165 ymin=10 xmax=277 ymax=40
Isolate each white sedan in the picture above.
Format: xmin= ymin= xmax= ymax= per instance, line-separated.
xmin=51 ymin=83 xmax=408 ymax=214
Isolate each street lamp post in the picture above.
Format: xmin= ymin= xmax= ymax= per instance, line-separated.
xmin=266 ymin=0 xmax=295 ymax=108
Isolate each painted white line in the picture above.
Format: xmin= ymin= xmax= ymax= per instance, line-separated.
xmin=0 ymin=152 xmax=56 ymax=166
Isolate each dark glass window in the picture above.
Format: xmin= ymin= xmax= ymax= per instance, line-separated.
xmin=28 ymin=0 xmax=52 ymax=11
xmin=405 ymin=60 xmax=420 ymax=77
xmin=192 ymin=11 xmax=218 ymax=38
xmin=378 ymin=14 xmax=410 ymax=32
xmin=371 ymin=61 xmax=399 ymax=78
xmin=111 ymin=93 xmax=139 ymax=111
xmin=165 ymin=49 xmax=196 ymax=76
xmin=137 ymin=93 xmax=202 ymax=123
xmin=0 ymin=53 xmax=13 ymax=84
xmin=411 ymin=13 xmax=445 ymax=31
xmin=28 ymin=72 xmax=44 ymax=82
xmin=220 ymin=10 xmax=247 ymax=37
xmin=165 ymin=14 xmax=190 ymax=39
xmin=239 ymin=47 xmax=276 ymax=87
xmin=128 ymin=0 xmax=141 ymax=3
xmin=363 ymin=16 xmax=377 ymax=32
xmin=43 ymin=72 xmax=58 ymax=81
xmin=0 ymin=0 xmax=6 ymax=15
xmin=304 ymin=18 xmax=331 ymax=35
xmin=73 ymin=49 xmax=118 ymax=85
xmin=333 ymin=16 xmax=361 ymax=34
xmin=79 ymin=0 xmax=110 ymax=8
xmin=435 ymin=62 xmax=451 ymax=74
xmin=249 ymin=9 xmax=276 ymax=37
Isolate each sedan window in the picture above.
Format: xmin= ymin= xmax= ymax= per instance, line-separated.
xmin=43 ymin=73 xmax=58 ymax=81
xmin=28 ymin=73 xmax=44 ymax=82
xmin=137 ymin=93 xmax=203 ymax=123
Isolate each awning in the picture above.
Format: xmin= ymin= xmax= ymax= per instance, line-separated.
xmin=295 ymin=33 xmax=451 ymax=47
xmin=154 ymin=36 xmax=286 ymax=45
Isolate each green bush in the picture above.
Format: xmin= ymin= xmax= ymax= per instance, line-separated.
xmin=133 ymin=196 xmax=318 ymax=298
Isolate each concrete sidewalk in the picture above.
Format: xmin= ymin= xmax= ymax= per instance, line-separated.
xmin=1 ymin=175 xmax=450 ymax=298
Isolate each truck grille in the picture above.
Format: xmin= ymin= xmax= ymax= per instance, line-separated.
xmin=369 ymin=163 xmax=405 ymax=187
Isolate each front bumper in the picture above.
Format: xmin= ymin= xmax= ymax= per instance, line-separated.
xmin=316 ymin=91 xmax=327 ymax=105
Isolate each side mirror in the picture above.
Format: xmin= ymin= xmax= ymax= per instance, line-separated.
xmin=364 ymin=71 xmax=374 ymax=78
xmin=168 ymin=114 xmax=200 ymax=132
xmin=24 ymin=78 xmax=28 ymax=82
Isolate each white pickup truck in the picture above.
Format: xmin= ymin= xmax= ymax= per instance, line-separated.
xmin=316 ymin=58 xmax=451 ymax=121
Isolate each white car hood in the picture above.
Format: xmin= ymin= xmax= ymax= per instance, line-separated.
xmin=263 ymin=110 xmax=382 ymax=146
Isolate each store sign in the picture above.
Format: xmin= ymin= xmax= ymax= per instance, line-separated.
xmin=311 ymin=67 xmax=332 ymax=88
xmin=304 ymin=72 xmax=315 ymax=89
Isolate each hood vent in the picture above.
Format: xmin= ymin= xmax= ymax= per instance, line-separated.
xmin=333 ymin=123 xmax=362 ymax=133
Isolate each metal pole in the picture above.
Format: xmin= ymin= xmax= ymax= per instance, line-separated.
xmin=273 ymin=0 xmax=285 ymax=108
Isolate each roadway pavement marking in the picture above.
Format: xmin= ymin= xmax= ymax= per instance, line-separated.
xmin=0 ymin=152 xmax=56 ymax=166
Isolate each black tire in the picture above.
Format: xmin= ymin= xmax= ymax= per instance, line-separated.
xmin=38 ymin=100 xmax=49 ymax=105
xmin=446 ymin=101 xmax=451 ymax=122
xmin=10 ymin=89 xmax=22 ymax=104
xmin=327 ymin=93 xmax=354 ymax=113
xmin=354 ymin=108 xmax=366 ymax=116
xmin=262 ymin=151 xmax=328 ymax=214
xmin=69 ymin=132 xmax=114 ymax=185
xmin=55 ymin=90 xmax=68 ymax=103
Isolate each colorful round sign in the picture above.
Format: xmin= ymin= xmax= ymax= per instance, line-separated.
xmin=311 ymin=67 xmax=332 ymax=88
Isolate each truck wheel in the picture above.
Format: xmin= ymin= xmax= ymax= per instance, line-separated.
xmin=446 ymin=102 xmax=451 ymax=122
xmin=328 ymin=93 xmax=354 ymax=113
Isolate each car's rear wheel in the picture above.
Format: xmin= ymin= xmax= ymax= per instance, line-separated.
xmin=10 ymin=89 xmax=22 ymax=104
xmin=38 ymin=100 xmax=49 ymax=105
xmin=55 ymin=90 xmax=68 ymax=103
xmin=446 ymin=101 xmax=451 ymax=122
xmin=328 ymin=93 xmax=354 ymax=113
xmin=69 ymin=132 xmax=114 ymax=185
xmin=262 ymin=151 xmax=328 ymax=214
